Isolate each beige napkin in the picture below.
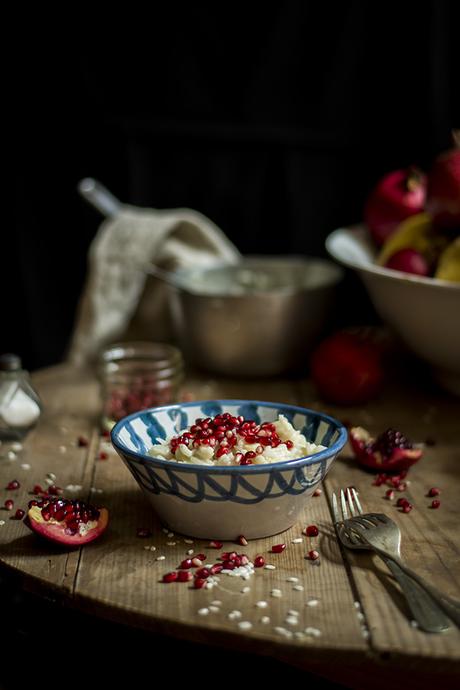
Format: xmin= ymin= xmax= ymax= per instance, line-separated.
xmin=67 ymin=205 xmax=240 ymax=366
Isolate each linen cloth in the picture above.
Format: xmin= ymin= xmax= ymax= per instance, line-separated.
xmin=67 ymin=205 xmax=240 ymax=366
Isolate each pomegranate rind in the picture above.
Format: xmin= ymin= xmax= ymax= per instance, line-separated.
xmin=349 ymin=427 xmax=422 ymax=473
xmin=26 ymin=507 xmax=109 ymax=546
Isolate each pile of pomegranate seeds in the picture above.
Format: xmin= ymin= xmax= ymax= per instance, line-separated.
xmin=372 ymin=470 xmax=408 ymax=489
xmin=106 ymin=384 xmax=174 ymax=423
xmin=169 ymin=413 xmax=287 ymax=465
xmin=162 ymin=550 xmax=258 ymax=587
xmin=28 ymin=496 xmax=100 ymax=535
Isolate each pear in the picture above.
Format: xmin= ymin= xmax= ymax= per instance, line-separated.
xmin=434 ymin=238 xmax=460 ymax=282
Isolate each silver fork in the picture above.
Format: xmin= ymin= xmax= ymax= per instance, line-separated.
xmin=332 ymin=488 xmax=459 ymax=632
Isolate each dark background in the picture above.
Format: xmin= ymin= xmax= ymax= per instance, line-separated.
xmin=6 ymin=1 xmax=459 ymax=371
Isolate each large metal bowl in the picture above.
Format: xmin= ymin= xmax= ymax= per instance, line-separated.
xmin=166 ymin=256 xmax=343 ymax=376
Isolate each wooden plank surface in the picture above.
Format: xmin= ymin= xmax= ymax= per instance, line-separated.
xmin=1 ymin=364 xmax=459 ymax=685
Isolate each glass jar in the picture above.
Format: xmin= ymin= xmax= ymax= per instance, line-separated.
xmin=0 ymin=353 xmax=42 ymax=441
xmin=98 ymin=342 xmax=184 ymax=431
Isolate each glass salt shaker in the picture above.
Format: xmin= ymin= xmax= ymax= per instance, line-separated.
xmin=98 ymin=342 xmax=184 ymax=431
xmin=0 ymin=353 xmax=42 ymax=441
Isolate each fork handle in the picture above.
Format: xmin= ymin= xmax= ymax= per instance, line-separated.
xmin=374 ymin=548 xmax=460 ymax=628
xmin=381 ymin=557 xmax=451 ymax=633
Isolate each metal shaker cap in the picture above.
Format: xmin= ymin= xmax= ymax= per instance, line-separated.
xmin=0 ymin=353 xmax=22 ymax=371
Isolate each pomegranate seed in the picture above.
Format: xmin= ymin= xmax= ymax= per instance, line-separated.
xmin=136 ymin=528 xmax=152 ymax=538
xmin=396 ymin=497 xmax=408 ymax=507
xmin=304 ymin=525 xmax=319 ymax=537
xmin=14 ymin=509 xmax=25 ymax=520
xmin=385 ymin=489 xmax=395 ymax=500
xmin=428 ymin=487 xmax=441 ymax=497
xmin=162 ymin=572 xmax=178 ymax=583
xmin=191 ymin=557 xmax=203 ymax=567
xmin=237 ymin=535 xmax=248 ymax=546
xmin=431 ymin=500 xmax=441 ymax=509
xmin=98 ymin=451 xmax=109 ymax=460
xmin=271 ymin=543 xmax=286 ymax=554
xmin=194 ymin=578 xmax=207 ymax=589
xmin=232 ymin=555 xmax=242 ymax=567
xmin=210 ymin=564 xmax=223 ymax=575
xmin=33 ymin=485 xmax=44 ymax=495
xmin=195 ymin=553 xmax=206 ymax=561
xmin=177 ymin=570 xmax=193 ymax=582
xmin=179 ymin=559 xmax=193 ymax=569
xmin=48 ymin=485 xmax=63 ymax=495
xmin=77 ymin=436 xmax=89 ymax=447
xmin=4 ymin=499 xmax=14 ymax=510
xmin=240 ymin=555 xmax=249 ymax=565
xmin=6 ymin=480 xmax=20 ymax=490
xmin=402 ymin=503 xmax=413 ymax=513
xmin=313 ymin=488 xmax=322 ymax=497
xmin=209 ymin=540 xmax=223 ymax=549
xmin=254 ymin=555 xmax=265 ymax=568
xmin=221 ymin=560 xmax=236 ymax=570
xmin=307 ymin=550 xmax=320 ymax=560
xmin=396 ymin=482 xmax=407 ymax=492
xmin=195 ymin=567 xmax=211 ymax=579
xmin=28 ymin=500 xmax=39 ymax=508
xmin=285 ymin=440 xmax=294 ymax=450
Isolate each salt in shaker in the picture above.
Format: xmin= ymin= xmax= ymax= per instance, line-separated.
xmin=0 ymin=353 xmax=42 ymax=440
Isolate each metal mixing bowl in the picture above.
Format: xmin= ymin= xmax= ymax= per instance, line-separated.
xmin=165 ymin=256 xmax=343 ymax=376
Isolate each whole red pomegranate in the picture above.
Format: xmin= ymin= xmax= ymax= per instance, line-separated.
xmin=426 ymin=136 xmax=460 ymax=229
xmin=26 ymin=496 xmax=109 ymax=546
xmin=310 ymin=331 xmax=384 ymax=405
xmin=364 ymin=167 xmax=426 ymax=246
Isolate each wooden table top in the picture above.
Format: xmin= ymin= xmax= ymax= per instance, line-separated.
xmin=1 ymin=363 xmax=459 ymax=688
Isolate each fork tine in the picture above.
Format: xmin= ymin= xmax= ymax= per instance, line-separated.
xmin=340 ymin=489 xmax=349 ymax=520
xmin=346 ymin=488 xmax=358 ymax=517
xmin=352 ymin=488 xmax=363 ymax=515
xmin=332 ymin=492 xmax=341 ymax=524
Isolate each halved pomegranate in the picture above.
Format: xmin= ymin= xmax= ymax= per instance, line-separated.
xmin=26 ymin=496 xmax=108 ymax=546
xmin=349 ymin=426 xmax=422 ymax=472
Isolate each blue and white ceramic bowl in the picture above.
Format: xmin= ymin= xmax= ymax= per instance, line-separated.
xmin=111 ymin=400 xmax=347 ymax=539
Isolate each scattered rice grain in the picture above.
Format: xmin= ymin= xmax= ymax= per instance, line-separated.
xmin=255 ymin=601 xmax=268 ymax=609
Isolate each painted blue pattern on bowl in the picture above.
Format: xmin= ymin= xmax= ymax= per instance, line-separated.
xmin=111 ymin=400 xmax=347 ymax=506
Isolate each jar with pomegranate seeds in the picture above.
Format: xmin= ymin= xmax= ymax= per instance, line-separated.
xmin=98 ymin=342 xmax=184 ymax=431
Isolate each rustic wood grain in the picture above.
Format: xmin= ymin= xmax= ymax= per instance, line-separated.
xmin=1 ymin=364 xmax=459 ymax=686
xmin=298 ymin=373 xmax=460 ymax=662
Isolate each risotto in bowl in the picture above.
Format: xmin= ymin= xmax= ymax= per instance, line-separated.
xmin=111 ymin=400 xmax=347 ymax=539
